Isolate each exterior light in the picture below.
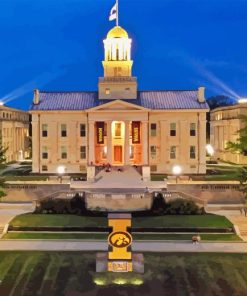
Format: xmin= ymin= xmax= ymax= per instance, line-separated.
xmin=113 ymin=278 xmax=127 ymax=285
xmin=172 ymin=165 xmax=182 ymax=184
xmin=0 ymin=101 xmax=4 ymax=106
xmin=94 ymin=278 xmax=106 ymax=286
xmin=57 ymin=165 xmax=65 ymax=175
xmin=172 ymin=165 xmax=182 ymax=176
xmin=57 ymin=165 xmax=65 ymax=183
xmin=206 ymin=144 xmax=214 ymax=156
xmin=238 ymin=98 xmax=247 ymax=104
xmin=131 ymin=278 xmax=143 ymax=285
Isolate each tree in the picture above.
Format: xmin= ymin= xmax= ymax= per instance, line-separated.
xmin=206 ymin=95 xmax=235 ymax=110
xmin=226 ymin=115 xmax=247 ymax=156
xmin=235 ymin=167 xmax=247 ymax=205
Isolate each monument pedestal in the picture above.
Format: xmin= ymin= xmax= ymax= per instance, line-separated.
xmin=96 ymin=252 xmax=144 ymax=274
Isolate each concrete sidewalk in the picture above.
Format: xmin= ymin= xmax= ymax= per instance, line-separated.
xmin=0 ymin=240 xmax=247 ymax=253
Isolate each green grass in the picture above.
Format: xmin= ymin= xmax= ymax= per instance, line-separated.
xmin=3 ymin=176 xmax=49 ymax=181
xmin=10 ymin=213 xmax=108 ymax=227
xmin=3 ymin=232 xmax=241 ymax=241
xmin=10 ymin=213 xmax=233 ymax=229
xmin=151 ymin=174 xmax=167 ymax=181
xmin=132 ymin=214 xmax=233 ymax=228
xmin=1 ymin=252 xmax=247 ymax=295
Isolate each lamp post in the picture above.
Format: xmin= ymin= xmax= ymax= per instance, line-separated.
xmin=57 ymin=165 xmax=65 ymax=184
xmin=206 ymin=144 xmax=215 ymax=161
xmin=172 ymin=165 xmax=182 ymax=184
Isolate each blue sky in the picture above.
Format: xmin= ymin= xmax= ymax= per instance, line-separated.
xmin=0 ymin=0 xmax=247 ymax=110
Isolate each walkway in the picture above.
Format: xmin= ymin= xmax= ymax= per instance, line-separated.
xmin=0 ymin=203 xmax=34 ymax=237
xmin=0 ymin=240 xmax=247 ymax=253
xmin=71 ymin=166 xmax=165 ymax=190
xmin=207 ymin=205 xmax=247 ymax=241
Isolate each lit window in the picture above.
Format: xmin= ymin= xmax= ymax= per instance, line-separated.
xmin=170 ymin=123 xmax=176 ymax=136
xmin=150 ymin=123 xmax=157 ymax=137
xmin=102 ymin=146 xmax=107 ymax=159
xmin=115 ymin=123 xmax=122 ymax=137
xmin=61 ymin=146 xmax=67 ymax=159
xmin=42 ymin=146 xmax=48 ymax=159
xmin=150 ymin=146 xmax=157 ymax=158
xmin=130 ymin=145 xmax=134 ymax=159
xmin=190 ymin=146 xmax=196 ymax=159
xmin=190 ymin=123 xmax=196 ymax=136
xmin=80 ymin=146 xmax=86 ymax=159
xmin=170 ymin=146 xmax=176 ymax=159
xmin=61 ymin=124 xmax=67 ymax=137
xmin=42 ymin=124 xmax=48 ymax=137
xmin=105 ymin=88 xmax=110 ymax=95
xmin=80 ymin=124 xmax=86 ymax=137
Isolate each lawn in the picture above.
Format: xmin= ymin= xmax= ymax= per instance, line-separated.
xmin=3 ymin=232 xmax=241 ymax=241
xmin=132 ymin=214 xmax=233 ymax=228
xmin=0 ymin=252 xmax=247 ymax=295
xmin=9 ymin=213 xmax=232 ymax=228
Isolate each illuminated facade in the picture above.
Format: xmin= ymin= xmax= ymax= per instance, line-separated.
xmin=30 ymin=26 xmax=209 ymax=175
xmin=211 ymin=103 xmax=247 ymax=164
xmin=0 ymin=105 xmax=30 ymax=162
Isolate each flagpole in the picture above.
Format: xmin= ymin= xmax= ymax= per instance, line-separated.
xmin=116 ymin=0 xmax=119 ymax=26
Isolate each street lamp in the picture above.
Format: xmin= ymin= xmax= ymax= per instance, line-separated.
xmin=172 ymin=165 xmax=182 ymax=184
xmin=57 ymin=165 xmax=65 ymax=183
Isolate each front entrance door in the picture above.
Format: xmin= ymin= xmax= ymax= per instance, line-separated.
xmin=114 ymin=146 xmax=122 ymax=163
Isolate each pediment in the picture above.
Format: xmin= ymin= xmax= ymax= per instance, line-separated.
xmin=88 ymin=100 xmax=148 ymax=112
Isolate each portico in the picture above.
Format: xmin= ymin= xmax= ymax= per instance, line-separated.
xmin=87 ymin=100 xmax=149 ymax=166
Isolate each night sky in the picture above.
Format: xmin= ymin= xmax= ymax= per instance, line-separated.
xmin=0 ymin=0 xmax=247 ymax=110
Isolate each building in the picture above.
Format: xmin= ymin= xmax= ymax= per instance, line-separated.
xmin=30 ymin=25 xmax=209 ymax=176
xmin=210 ymin=102 xmax=247 ymax=164
xmin=0 ymin=104 xmax=30 ymax=162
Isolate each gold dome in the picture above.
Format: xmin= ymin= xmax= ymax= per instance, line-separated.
xmin=107 ymin=26 xmax=128 ymax=38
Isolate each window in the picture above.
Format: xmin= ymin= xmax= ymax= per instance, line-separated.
xmin=80 ymin=124 xmax=86 ymax=137
xmin=61 ymin=124 xmax=67 ymax=137
xmin=170 ymin=146 xmax=176 ymax=159
xmin=170 ymin=123 xmax=176 ymax=136
xmin=42 ymin=165 xmax=48 ymax=172
xmin=105 ymin=88 xmax=110 ymax=95
xmin=42 ymin=124 xmax=48 ymax=137
xmin=150 ymin=123 xmax=157 ymax=137
xmin=61 ymin=146 xmax=67 ymax=159
xmin=130 ymin=145 xmax=134 ymax=159
xmin=80 ymin=146 xmax=86 ymax=159
xmin=102 ymin=146 xmax=107 ymax=159
xmin=150 ymin=146 xmax=157 ymax=158
xmin=42 ymin=146 xmax=48 ymax=159
xmin=190 ymin=123 xmax=196 ymax=136
xmin=190 ymin=146 xmax=196 ymax=159
xmin=115 ymin=123 xmax=122 ymax=137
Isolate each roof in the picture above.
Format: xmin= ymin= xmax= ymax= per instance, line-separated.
xmin=30 ymin=90 xmax=209 ymax=111
xmin=107 ymin=26 xmax=128 ymax=38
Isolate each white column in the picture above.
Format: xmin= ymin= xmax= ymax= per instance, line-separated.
xmin=88 ymin=121 xmax=95 ymax=165
xmin=124 ymin=121 xmax=130 ymax=165
xmin=107 ymin=121 xmax=112 ymax=164
xmin=142 ymin=121 xmax=148 ymax=165
xmin=32 ymin=115 xmax=40 ymax=173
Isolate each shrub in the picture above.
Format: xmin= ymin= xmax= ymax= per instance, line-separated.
xmin=35 ymin=194 xmax=87 ymax=215
xmin=150 ymin=193 xmax=166 ymax=214
xmin=164 ymin=198 xmax=201 ymax=215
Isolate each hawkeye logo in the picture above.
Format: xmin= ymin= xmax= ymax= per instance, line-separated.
xmin=108 ymin=231 xmax=132 ymax=248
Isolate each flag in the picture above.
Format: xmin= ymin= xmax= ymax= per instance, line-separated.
xmin=109 ymin=3 xmax=117 ymax=21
